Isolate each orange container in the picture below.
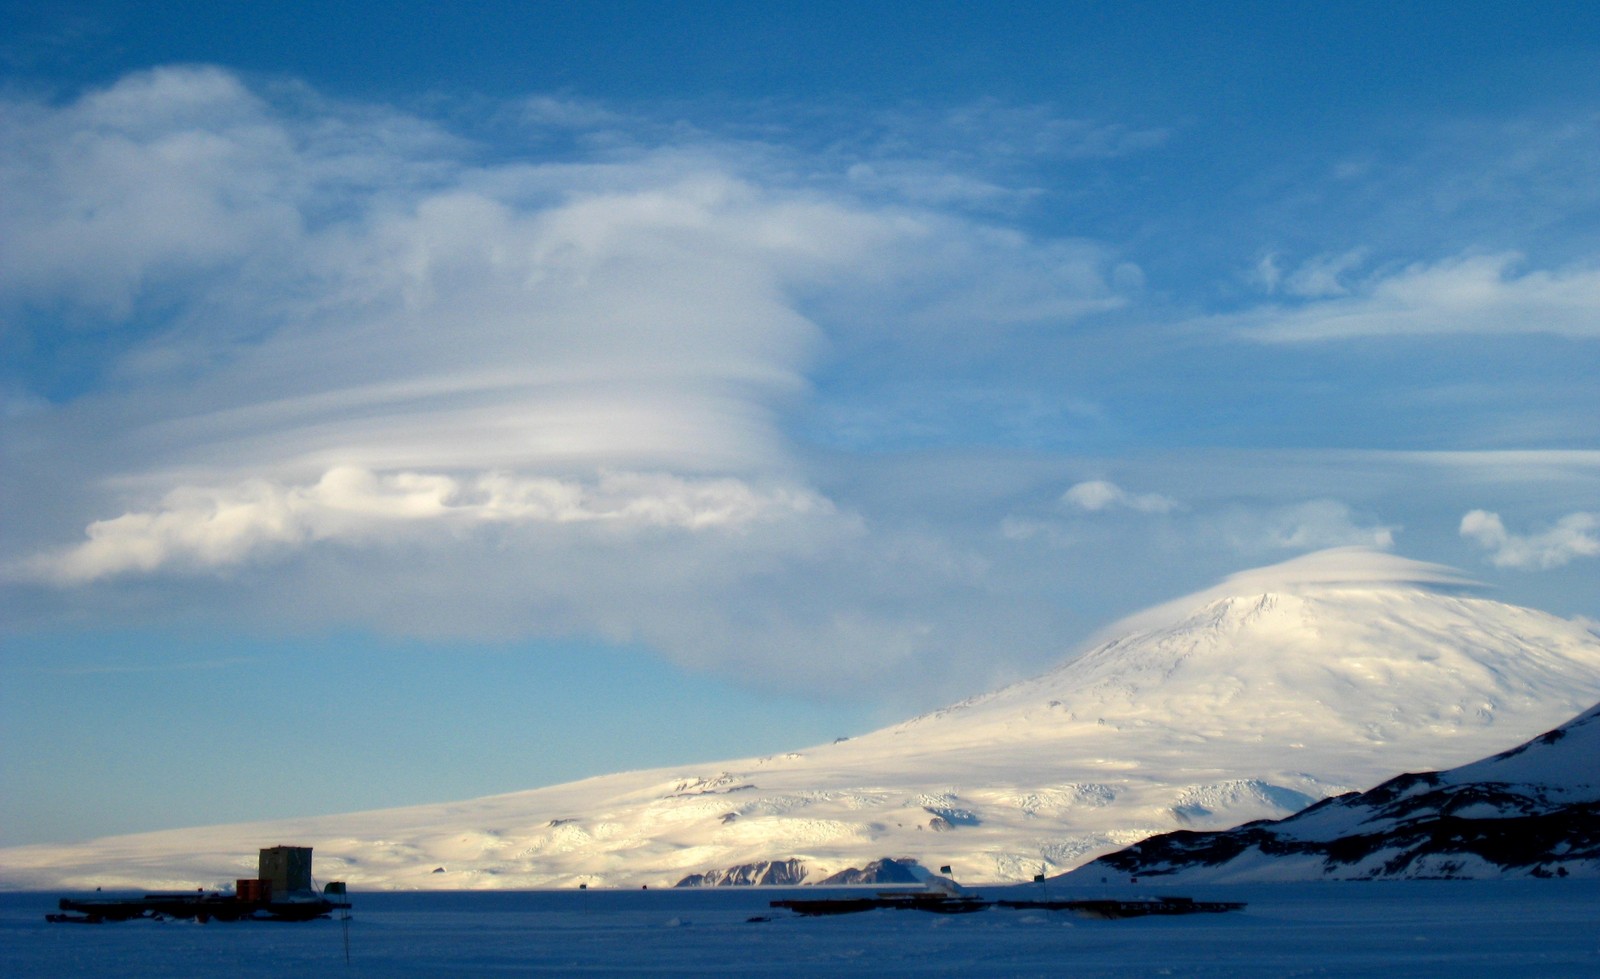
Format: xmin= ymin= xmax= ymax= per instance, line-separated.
xmin=236 ymin=879 xmax=269 ymax=902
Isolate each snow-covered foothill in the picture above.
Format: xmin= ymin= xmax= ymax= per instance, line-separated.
xmin=1071 ymin=700 xmax=1600 ymax=882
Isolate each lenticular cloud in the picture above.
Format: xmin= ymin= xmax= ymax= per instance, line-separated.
xmin=25 ymin=468 xmax=835 ymax=583
xmin=0 ymin=71 xmax=866 ymax=578
xmin=3 ymin=67 xmax=1123 ymax=590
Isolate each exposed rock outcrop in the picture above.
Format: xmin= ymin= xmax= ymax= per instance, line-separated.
xmin=674 ymin=858 xmax=807 ymax=887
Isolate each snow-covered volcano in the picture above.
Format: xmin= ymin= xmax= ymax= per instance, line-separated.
xmin=6 ymin=548 xmax=1600 ymax=890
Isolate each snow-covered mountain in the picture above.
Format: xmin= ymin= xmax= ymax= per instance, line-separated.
xmin=6 ymin=548 xmax=1600 ymax=891
xmin=1070 ymin=700 xmax=1600 ymax=882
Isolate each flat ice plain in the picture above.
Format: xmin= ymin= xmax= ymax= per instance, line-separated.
xmin=6 ymin=881 xmax=1598 ymax=977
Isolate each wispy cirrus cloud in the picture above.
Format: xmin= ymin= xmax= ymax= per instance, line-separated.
xmin=1460 ymin=509 xmax=1600 ymax=569
xmin=1234 ymin=252 xmax=1600 ymax=341
xmin=839 ymin=99 xmax=1168 ymax=211
xmin=1251 ymin=248 xmax=1370 ymax=298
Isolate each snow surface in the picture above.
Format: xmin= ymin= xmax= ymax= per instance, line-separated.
xmin=6 ymin=882 xmax=1600 ymax=978
xmin=1446 ymin=701 xmax=1600 ymax=792
xmin=6 ymin=549 xmax=1600 ymax=890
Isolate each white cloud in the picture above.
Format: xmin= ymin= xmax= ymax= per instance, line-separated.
xmin=0 ymin=71 xmax=854 ymax=487
xmin=1014 ymin=490 xmax=1394 ymax=560
xmin=1282 ymin=247 xmax=1370 ymax=298
xmin=911 ymin=99 xmax=1169 ymax=166
xmin=998 ymin=515 xmax=1073 ymax=546
xmin=1211 ymin=499 xmax=1398 ymax=554
xmin=1460 ymin=509 xmax=1600 ymax=570
xmin=0 ymin=68 xmax=1145 ymax=699
xmin=1251 ymin=253 xmax=1283 ymax=293
xmin=1235 ymin=252 xmax=1600 ymax=341
xmin=0 ymin=67 xmax=291 ymax=318
xmin=1061 ymin=480 xmax=1180 ymax=514
xmin=20 ymin=468 xmax=833 ymax=583
xmin=843 ymin=101 xmax=1167 ymax=205
xmin=3 ymin=67 xmax=1127 ymax=484
xmin=519 ymin=94 xmax=630 ymax=131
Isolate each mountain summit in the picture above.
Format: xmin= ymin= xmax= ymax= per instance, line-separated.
xmin=7 ymin=549 xmax=1600 ymax=889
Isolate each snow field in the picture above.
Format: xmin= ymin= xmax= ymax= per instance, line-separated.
xmin=7 ymin=882 xmax=1600 ymax=978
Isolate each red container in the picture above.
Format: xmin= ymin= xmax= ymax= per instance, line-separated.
xmin=236 ymin=879 xmax=270 ymax=902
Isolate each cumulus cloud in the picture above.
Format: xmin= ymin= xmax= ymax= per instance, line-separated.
xmin=1235 ymin=252 xmax=1600 ymax=341
xmin=1061 ymin=480 xmax=1180 ymax=514
xmin=1459 ymin=509 xmax=1600 ymax=569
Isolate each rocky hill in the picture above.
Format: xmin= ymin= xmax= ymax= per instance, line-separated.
xmin=1072 ymin=700 xmax=1600 ymax=882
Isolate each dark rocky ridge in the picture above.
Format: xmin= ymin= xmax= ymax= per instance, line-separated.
xmin=1075 ymin=702 xmax=1600 ymax=882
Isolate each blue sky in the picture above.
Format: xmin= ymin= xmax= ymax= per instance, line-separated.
xmin=3 ymin=1 xmax=1599 ymax=846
